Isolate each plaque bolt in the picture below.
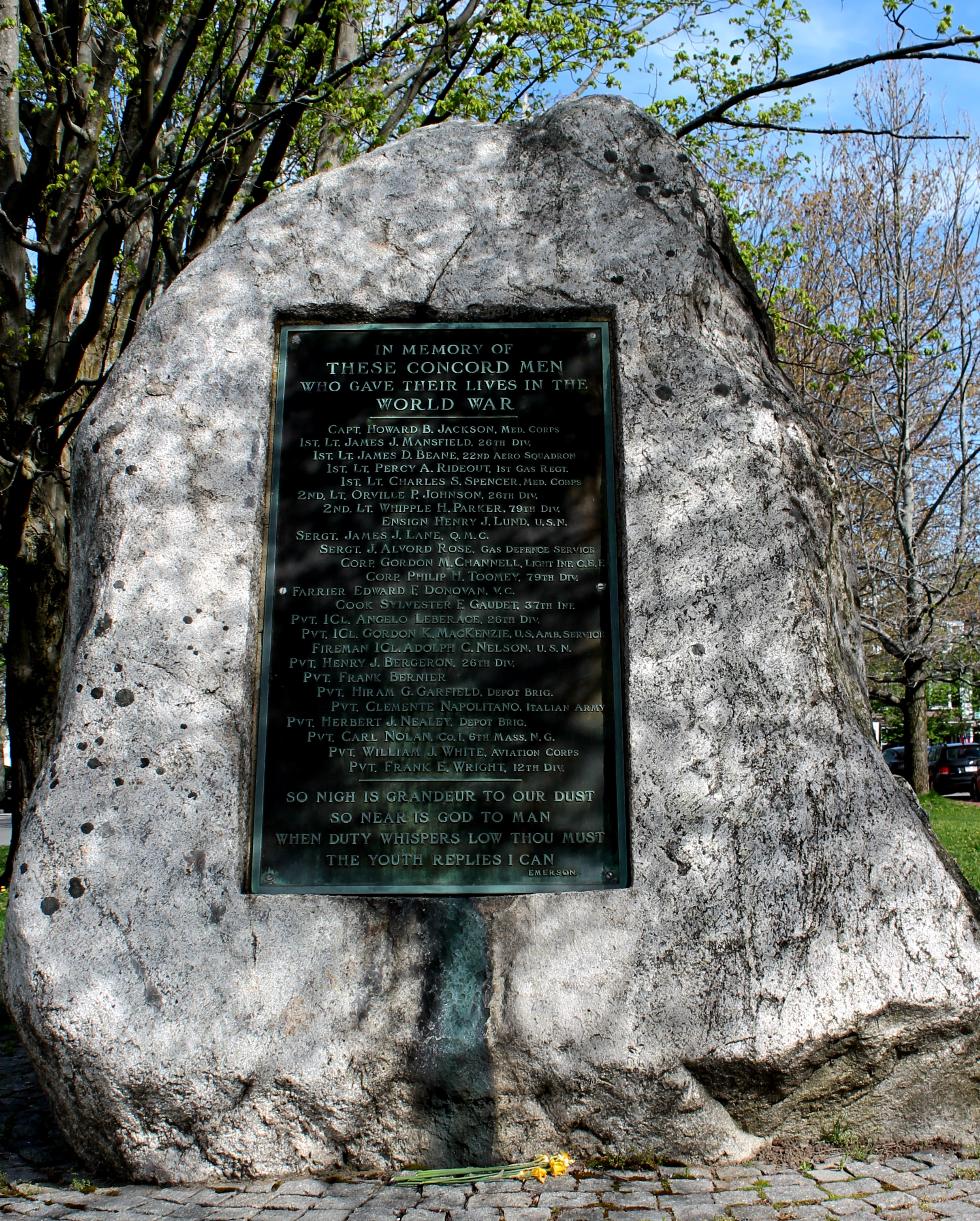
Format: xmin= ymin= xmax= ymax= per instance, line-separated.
xmin=289 ymin=334 xmax=301 ymax=347
xmin=278 ymin=586 xmax=287 ymax=595
xmin=597 ymin=583 xmax=606 ymax=592
xmin=603 ymin=869 xmax=616 ymax=882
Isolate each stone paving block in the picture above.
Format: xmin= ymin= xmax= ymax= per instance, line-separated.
xmin=918 ymin=1187 xmax=967 ymax=1203
xmin=664 ymin=1180 xmax=713 ymax=1195
xmin=526 ymin=1193 xmax=590 ymax=1207
xmin=419 ymin=1187 xmax=471 ymax=1207
xmin=604 ymin=1192 xmax=662 ymax=1208
xmin=547 ymin=1210 xmax=604 ymax=1221
xmin=914 ymin=1156 xmax=958 ymax=1168
xmin=875 ymin=1173 xmax=929 ymax=1193
xmin=713 ymin=1168 xmax=760 ymax=1185
xmin=241 ymin=1206 xmax=309 ymax=1216
xmin=652 ymin=1197 xmax=705 ymax=1212
xmin=824 ymin=1201 xmax=876 ymax=1217
xmin=779 ymin=1208 xmax=831 ymax=1221
xmin=370 ymin=1189 xmax=419 ymax=1207
xmin=728 ymin=1206 xmax=779 ymax=1221
xmin=599 ymin=1214 xmax=670 ymax=1221
xmin=823 ymin=1179 xmax=881 ymax=1198
xmin=864 ymin=1164 xmax=895 ymax=1178
xmin=825 ymin=1196 xmax=878 ymax=1216
xmin=286 ymin=1181 xmax=330 ymax=1198
xmin=712 ymin=1189 xmax=758 ymax=1207
xmin=192 ymin=1210 xmax=255 ymax=1220
xmin=762 ymin=1184 xmax=828 ymax=1205
xmin=320 ymin=1186 xmax=380 ymax=1201
xmin=884 ymin=1211 xmax=941 ymax=1221
xmin=262 ymin=1198 xmax=316 ymax=1213
xmin=462 ymin=1209 xmax=502 ymax=1221
xmin=532 ymin=1180 xmax=578 ymax=1195
xmin=864 ymin=1191 xmax=919 ymax=1210
xmin=766 ymin=1173 xmax=813 ymax=1189
xmin=929 ymin=1205 xmax=980 ymax=1219
xmin=575 ymin=1179 xmax=614 ymax=1193
xmin=658 ymin=1203 xmax=724 ymax=1221
xmin=194 ymin=1189 xmax=254 ymax=1206
xmin=303 ymin=1213 xmax=365 ymax=1221
xmin=475 ymin=1196 xmax=532 ymax=1209
xmin=31 ymin=1192 xmax=97 ymax=1209
xmin=85 ymin=1198 xmax=166 ymax=1214
xmin=810 ymin=1171 xmax=852 ymax=1184
xmin=117 ymin=1213 xmax=189 ymax=1221
xmin=474 ymin=1184 xmax=524 ymax=1196
xmin=889 ymin=1161 xmax=931 ymax=1174
xmin=123 ymin=1201 xmax=181 ymax=1218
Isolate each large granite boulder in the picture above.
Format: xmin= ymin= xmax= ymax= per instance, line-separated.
xmin=2 ymin=96 xmax=978 ymax=1182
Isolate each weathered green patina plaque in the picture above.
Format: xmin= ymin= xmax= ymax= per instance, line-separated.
xmin=250 ymin=321 xmax=628 ymax=894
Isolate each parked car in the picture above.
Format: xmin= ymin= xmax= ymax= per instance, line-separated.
xmin=882 ymin=744 xmax=907 ymax=776
xmin=929 ymin=742 xmax=980 ymax=797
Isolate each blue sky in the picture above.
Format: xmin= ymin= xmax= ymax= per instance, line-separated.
xmin=614 ymin=0 xmax=980 ymax=138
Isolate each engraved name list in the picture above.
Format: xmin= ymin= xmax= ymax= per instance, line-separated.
xmin=250 ymin=321 xmax=628 ymax=894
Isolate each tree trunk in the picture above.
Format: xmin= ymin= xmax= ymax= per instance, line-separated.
xmin=0 ymin=0 xmax=26 ymax=414
xmin=902 ymin=656 xmax=930 ymax=794
xmin=0 ymin=470 xmax=70 ymax=886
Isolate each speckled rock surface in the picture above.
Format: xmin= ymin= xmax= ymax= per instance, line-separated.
xmin=2 ymin=96 xmax=978 ymax=1183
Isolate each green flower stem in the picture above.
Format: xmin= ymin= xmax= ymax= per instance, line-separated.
xmin=393 ymin=1159 xmax=547 ymax=1185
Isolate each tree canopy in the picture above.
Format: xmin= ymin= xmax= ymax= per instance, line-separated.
xmin=748 ymin=66 xmax=980 ymax=788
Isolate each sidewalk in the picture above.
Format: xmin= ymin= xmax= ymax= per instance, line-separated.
xmin=1 ymin=1039 xmax=978 ymax=1220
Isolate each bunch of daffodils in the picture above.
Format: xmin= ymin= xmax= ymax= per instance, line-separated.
xmin=393 ymin=1153 xmax=573 ymax=1186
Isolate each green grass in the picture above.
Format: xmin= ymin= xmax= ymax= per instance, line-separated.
xmin=818 ymin=1117 xmax=872 ymax=1162
xmin=921 ymin=792 xmax=980 ymax=892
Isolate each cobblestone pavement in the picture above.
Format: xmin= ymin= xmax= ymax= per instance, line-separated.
xmin=2 ymin=1041 xmax=978 ymax=1221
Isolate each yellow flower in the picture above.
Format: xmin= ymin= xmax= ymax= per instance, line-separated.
xmin=548 ymin=1153 xmax=573 ymax=1177
xmin=529 ymin=1167 xmax=547 ymax=1182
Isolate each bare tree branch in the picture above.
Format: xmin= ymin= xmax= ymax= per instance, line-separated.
xmin=675 ymin=33 xmax=980 ymax=138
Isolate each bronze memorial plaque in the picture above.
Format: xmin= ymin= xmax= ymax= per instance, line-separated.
xmin=250 ymin=321 xmax=628 ymax=894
